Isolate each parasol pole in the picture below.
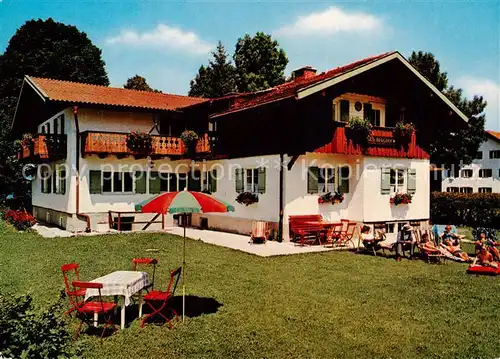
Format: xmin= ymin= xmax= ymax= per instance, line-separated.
xmin=182 ymin=212 xmax=186 ymax=323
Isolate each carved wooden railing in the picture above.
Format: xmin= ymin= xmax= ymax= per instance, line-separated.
xmin=18 ymin=134 xmax=67 ymax=161
xmin=81 ymin=131 xmax=211 ymax=157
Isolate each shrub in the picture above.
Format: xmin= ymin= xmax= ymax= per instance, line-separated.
xmin=0 ymin=292 xmax=78 ymax=359
xmin=4 ymin=210 xmax=36 ymax=230
xmin=180 ymin=130 xmax=199 ymax=154
xmin=126 ymin=131 xmax=153 ymax=154
xmin=394 ymin=121 xmax=415 ymax=138
xmin=235 ymin=192 xmax=259 ymax=206
xmin=346 ymin=116 xmax=372 ymax=148
xmin=430 ymin=192 xmax=500 ymax=228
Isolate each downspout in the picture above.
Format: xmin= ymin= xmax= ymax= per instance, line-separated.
xmin=278 ymin=153 xmax=284 ymax=242
xmin=73 ymin=106 xmax=91 ymax=232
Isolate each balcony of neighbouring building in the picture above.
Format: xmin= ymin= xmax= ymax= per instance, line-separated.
xmin=80 ymin=131 xmax=211 ymax=159
xmin=17 ymin=134 xmax=67 ymax=162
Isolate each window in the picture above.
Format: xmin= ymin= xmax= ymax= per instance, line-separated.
xmin=331 ymin=103 xmax=336 ymax=122
xmin=447 ymin=187 xmax=459 ymax=193
xmin=178 ymin=173 xmax=187 ymax=191
xmin=54 ymin=168 xmax=66 ymax=195
xmin=461 ymin=169 xmax=473 ymax=178
xmin=102 ymin=172 xmax=133 ymax=193
xmin=201 ymin=170 xmax=217 ymax=193
xmin=340 ymin=100 xmax=350 ymax=122
xmin=390 ymin=169 xmax=405 ymax=193
xmin=385 ymin=223 xmax=395 ymax=234
xmin=479 ymin=169 xmax=492 ymax=178
xmin=447 ymin=166 xmax=460 ymax=178
xmin=478 ymin=187 xmax=492 ymax=193
xmin=371 ymin=109 xmax=381 ymax=127
xmin=489 ymin=150 xmax=500 ymax=159
xmin=318 ymin=168 xmax=335 ymax=193
xmin=308 ymin=166 xmax=350 ymax=194
xmin=236 ymin=168 xmax=266 ymax=194
xmin=476 ymin=151 xmax=483 ymax=160
xmin=41 ymin=167 xmax=52 ymax=194
xmin=460 ymin=187 xmax=473 ymax=194
xmin=150 ymin=172 xmax=178 ymax=194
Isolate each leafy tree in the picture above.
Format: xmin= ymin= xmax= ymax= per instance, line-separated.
xmin=409 ymin=51 xmax=486 ymax=166
xmin=124 ymin=75 xmax=161 ymax=92
xmin=189 ymin=42 xmax=236 ymax=97
xmin=233 ymin=32 xmax=288 ymax=92
xmin=0 ymin=18 xmax=109 ymax=205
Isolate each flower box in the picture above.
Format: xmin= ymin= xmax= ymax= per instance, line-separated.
xmin=390 ymin=193 xmax=412 ymax=205
xmin=318 ymin=192 xmax=344 ymax=204
xmin=236 ymin=192 xmax=259 ymax=206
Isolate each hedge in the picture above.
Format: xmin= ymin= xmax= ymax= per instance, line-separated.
xmin=430 ymin=192 xmax=500 ymax=228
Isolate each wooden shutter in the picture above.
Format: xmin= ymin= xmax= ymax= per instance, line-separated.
xmin=211 ymin=170 xmax=217 ymax=193
xmin=89 ymin=170 xmax=101 ymax=194
xmin=407 ymin=168 xmax=417 ymax=195
xmin=149 ymin=172 xmax=160 ymax=194
xmin=235 ymin=168 xmax=244 ymax=193
xmin=308 ymin=167 xmax=319 ymax=194
xmin=338 ymin=166 xmax=350 ymax=194
xmin=135 ymin=171 xmax=146 ymax=194
xmin=340 ymin=100 xmax=350 ymax=122
xmin=363 ymin=103 xmax=373 ymax=124
xmin=61 ymin=170 xmax=66 ymax=195
xmin=381 ymin=168 xmax=391 ymax=194
xmin=257 ymin=167 xmax=266 ymax=194
xmin=189 ymin=170 xmax=201 ymax=191
xmin=52 ymin=169 xmax=57 ymax=193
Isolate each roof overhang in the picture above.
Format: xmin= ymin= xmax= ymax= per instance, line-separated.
xmin=296 ymin=52 xmax=469 ymax=123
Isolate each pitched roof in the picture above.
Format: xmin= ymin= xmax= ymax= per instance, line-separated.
xmin=486 ymin=130 xmax=500 ymax=142
xmin=26 ymin=76 xmax=207 ymax=111
xmin=210 ymin=51 xmax=396 ymax=118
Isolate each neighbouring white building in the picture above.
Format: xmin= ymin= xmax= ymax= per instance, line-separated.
xmin=12 ymin=51 xmax=470 ymax=241
xmin=441 ymin=131 xmax=500 ymax=193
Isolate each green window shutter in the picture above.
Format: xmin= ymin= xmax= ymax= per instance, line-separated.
xmin=52 ymin=170 xmax=57 ymax=194
xmin=135 ymin=171 xmax=146 ymax=194
xmin=189 ymin=170 xmax=201 ymax=191
xmin=340 ymin=100 xmax=350 ymax=122
xmin=61 ymin=170 xmax=66 ymax=195
xmin=149 ymin=171 xmax=160 ymax=194
xmin=363 ymin=103 xmax=373 ymax=124
xmin=381 ymin=168 xmax=391 ymax=194
xmin=407 ymin=168 xmax=417 ymax=195
xmin=235 ymin=168 xmax=244 ymax=193
xmin=338 ymin=166 xmax=350 ymax=194
xmin=89 ymin=170 xmax=102 ymax=194
xmin=308 ymin=167 xmax=319 ymax=194
xmin=211 ymin=170 xmax=217 ymax=193
xmin=257 ymin=167 xmax=266 ymax=194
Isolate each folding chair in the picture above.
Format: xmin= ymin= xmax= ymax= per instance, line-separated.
xmin=61 ymin=263 xmax=86 ymax=316
xmin=324 ymin=222 xmax=343 ymax=247
xmin=250 ymin=221 xmax=269 ymax=244
xmin=132 ymin=258 xmax=158 ymax=291
xmin=334 ymin=220 xmax=357 ymax=248
xmin=141 ymin=267 xmax=181 ymax=329
xmin=72 ymin=281 xmax=117 ymax=341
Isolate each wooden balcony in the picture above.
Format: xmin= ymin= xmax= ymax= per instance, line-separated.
xmin=18 ymin=134 xmax=67 ymax=162
xmin=315 ymin=123 xmax=429 ymax=159
xmin=81 ymin=131 xmax=211 ymax=158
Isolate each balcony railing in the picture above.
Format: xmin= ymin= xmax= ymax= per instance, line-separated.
xmin=81 ymin=131 xmax=211 ymax=158
xmin=18 ymin=134 xmax=67 ymax=162
xmin=315 ymin=124 xmax=429 ymax=159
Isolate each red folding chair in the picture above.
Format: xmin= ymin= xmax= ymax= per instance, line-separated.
xmin=334 ymin=220 xmax=357 ymax=248
xmin=132 ymin=258 xmax=158 ymax=291
xmin=141 ymin=267 xmax=181 ymax=328
xmin=72 ymin=281 xmax=117 ymax=340
xmin=61 ymin=263 xmax=86 ymax=316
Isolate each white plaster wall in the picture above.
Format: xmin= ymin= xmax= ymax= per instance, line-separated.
xmin=77 ymin=108 xmax=157 ymax=134
xmin=441 ymin=137 xmax=500 ymax=192
xmin=361 ymin=157 xmax=429 ymax=222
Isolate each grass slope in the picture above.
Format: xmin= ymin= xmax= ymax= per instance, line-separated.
xmin=0 ymin=221 xmax=498 ymax=359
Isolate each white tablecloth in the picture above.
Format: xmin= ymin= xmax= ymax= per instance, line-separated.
xmin=84 ymin=270 xmax=149 ymax=306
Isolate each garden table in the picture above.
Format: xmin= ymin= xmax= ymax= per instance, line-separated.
xmin=84 ymin=270 xmax=149 ymax=329
xmin=304 ymin=221 xmax=342 ymax=245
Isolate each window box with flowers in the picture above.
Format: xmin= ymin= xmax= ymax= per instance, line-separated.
xmin=346 ymin=116 xmax=372 ymax=148
xmin=318 ymin=191 xmax=344 ymax=204
xmin=394 ymin=121 xmax=415 ymax=145
xmin=180 ymin=130 xmax=199 ymax=155
xmin=390 ymin=192 xmax=413 ymax=205
xmin=236 ymin=191 xmax=259 ymax=206
xmin=126 ymin=131 xmax=153 ymax=156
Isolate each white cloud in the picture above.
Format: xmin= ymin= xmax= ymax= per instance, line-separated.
xmin=106 ymin=24 xmax=213 ymax=56
xmin=456 ymin=76 xmax=500 ymax=131
xmin=276 ymin=6 xmax=383 ymax=37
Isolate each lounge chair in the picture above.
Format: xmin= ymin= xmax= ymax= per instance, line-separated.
xmin=250 ymin=221 xmax=270 ymax=244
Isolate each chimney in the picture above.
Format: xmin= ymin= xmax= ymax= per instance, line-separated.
xmin=292 ymin=66 xmax=317 ymax=80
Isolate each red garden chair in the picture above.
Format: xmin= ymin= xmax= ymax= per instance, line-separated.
xmin=72 ymin=281 xmax=117 ymax=340
xmin=141 ymin=267 xmax=181 ymax=329
xmin=61 ymin=263 xmax=86 ymax=316
xmin=334 ymin=220 xmax=357 ymax=248
xmin=250 ymin=221 xmax=269 ymax=244
xmin=132 ymin=258 xmax=158 ymax=291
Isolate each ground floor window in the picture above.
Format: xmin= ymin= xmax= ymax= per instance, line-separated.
xmin=381 ymin=168 xmax=416 ymax=195
xmin=479 ymin=169 xmax=492 ymax=178
xmin=308 ymin=166 xmax=350 ymax=194
xmin=478 ymin=187 xmax=492 ymax=193
xmin=201 ymin=170 xmax=217 ymax=193
xmin=90 ymin=170 xmax=134 ymax=194
xmin=40 ymin=165 xmax=66 ymax=195
xmin=235 ymin=167 xmax=266 ymax=194
xmin=460 ymin=187 xmax=473 ymax=194
xmin=447 ymin=187 xmax=459 ymax=193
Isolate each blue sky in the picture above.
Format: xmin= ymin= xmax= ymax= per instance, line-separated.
xmin=0 ymin=0 xmax=499 ymax=130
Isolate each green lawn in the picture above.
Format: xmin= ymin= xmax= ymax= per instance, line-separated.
xmin=1 ymin=221 xmax=499 ymax=359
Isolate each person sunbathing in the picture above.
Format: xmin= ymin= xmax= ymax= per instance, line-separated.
xmin=440 ymin=224 xmax=465 ymax=245
xmin=420 ymin=233 xmax=440 ymax=254
xmin=472 ymin=246 xmax=498 ymax=268
xmin=474 ymin=232 xmax=500 ymax=261
xmin=442 ymin=237 xmax=471 ymax=262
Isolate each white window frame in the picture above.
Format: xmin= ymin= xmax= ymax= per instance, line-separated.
xmin=55 ymin=167 xmax=66 ymax=195
xmin=460 ymin=169 xmax=473 ymax=178
xmin=102 ymin=171 xmax=134 ymax=194
xmin=479 ymin=169 xmax=493 ymax=178
xmin=459 ymin=187 xmax=473 ymax=194
xmin=318 ymin=167 xmax=335 ymax=194
xmin=390 ymin=168 xmax=406 ymax=194
xmin=245 ymin=168 xmax=259 ymax=193
xmin=447 ymin=187 xmax=459 ymax=193
xmin=201 ymin=171 xmax=210 ymax=192
xmin=478 ymin=187 xmax=492 ymax=193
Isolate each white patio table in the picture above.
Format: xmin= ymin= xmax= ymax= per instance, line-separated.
xmin=84 ymin=270 xmax=149 ymax=329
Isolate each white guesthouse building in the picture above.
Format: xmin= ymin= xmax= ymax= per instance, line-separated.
xmin=441 ymin=131 xmax=500 ymax=193
xmin=13 ymin=52 xmax=469 ymax=241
